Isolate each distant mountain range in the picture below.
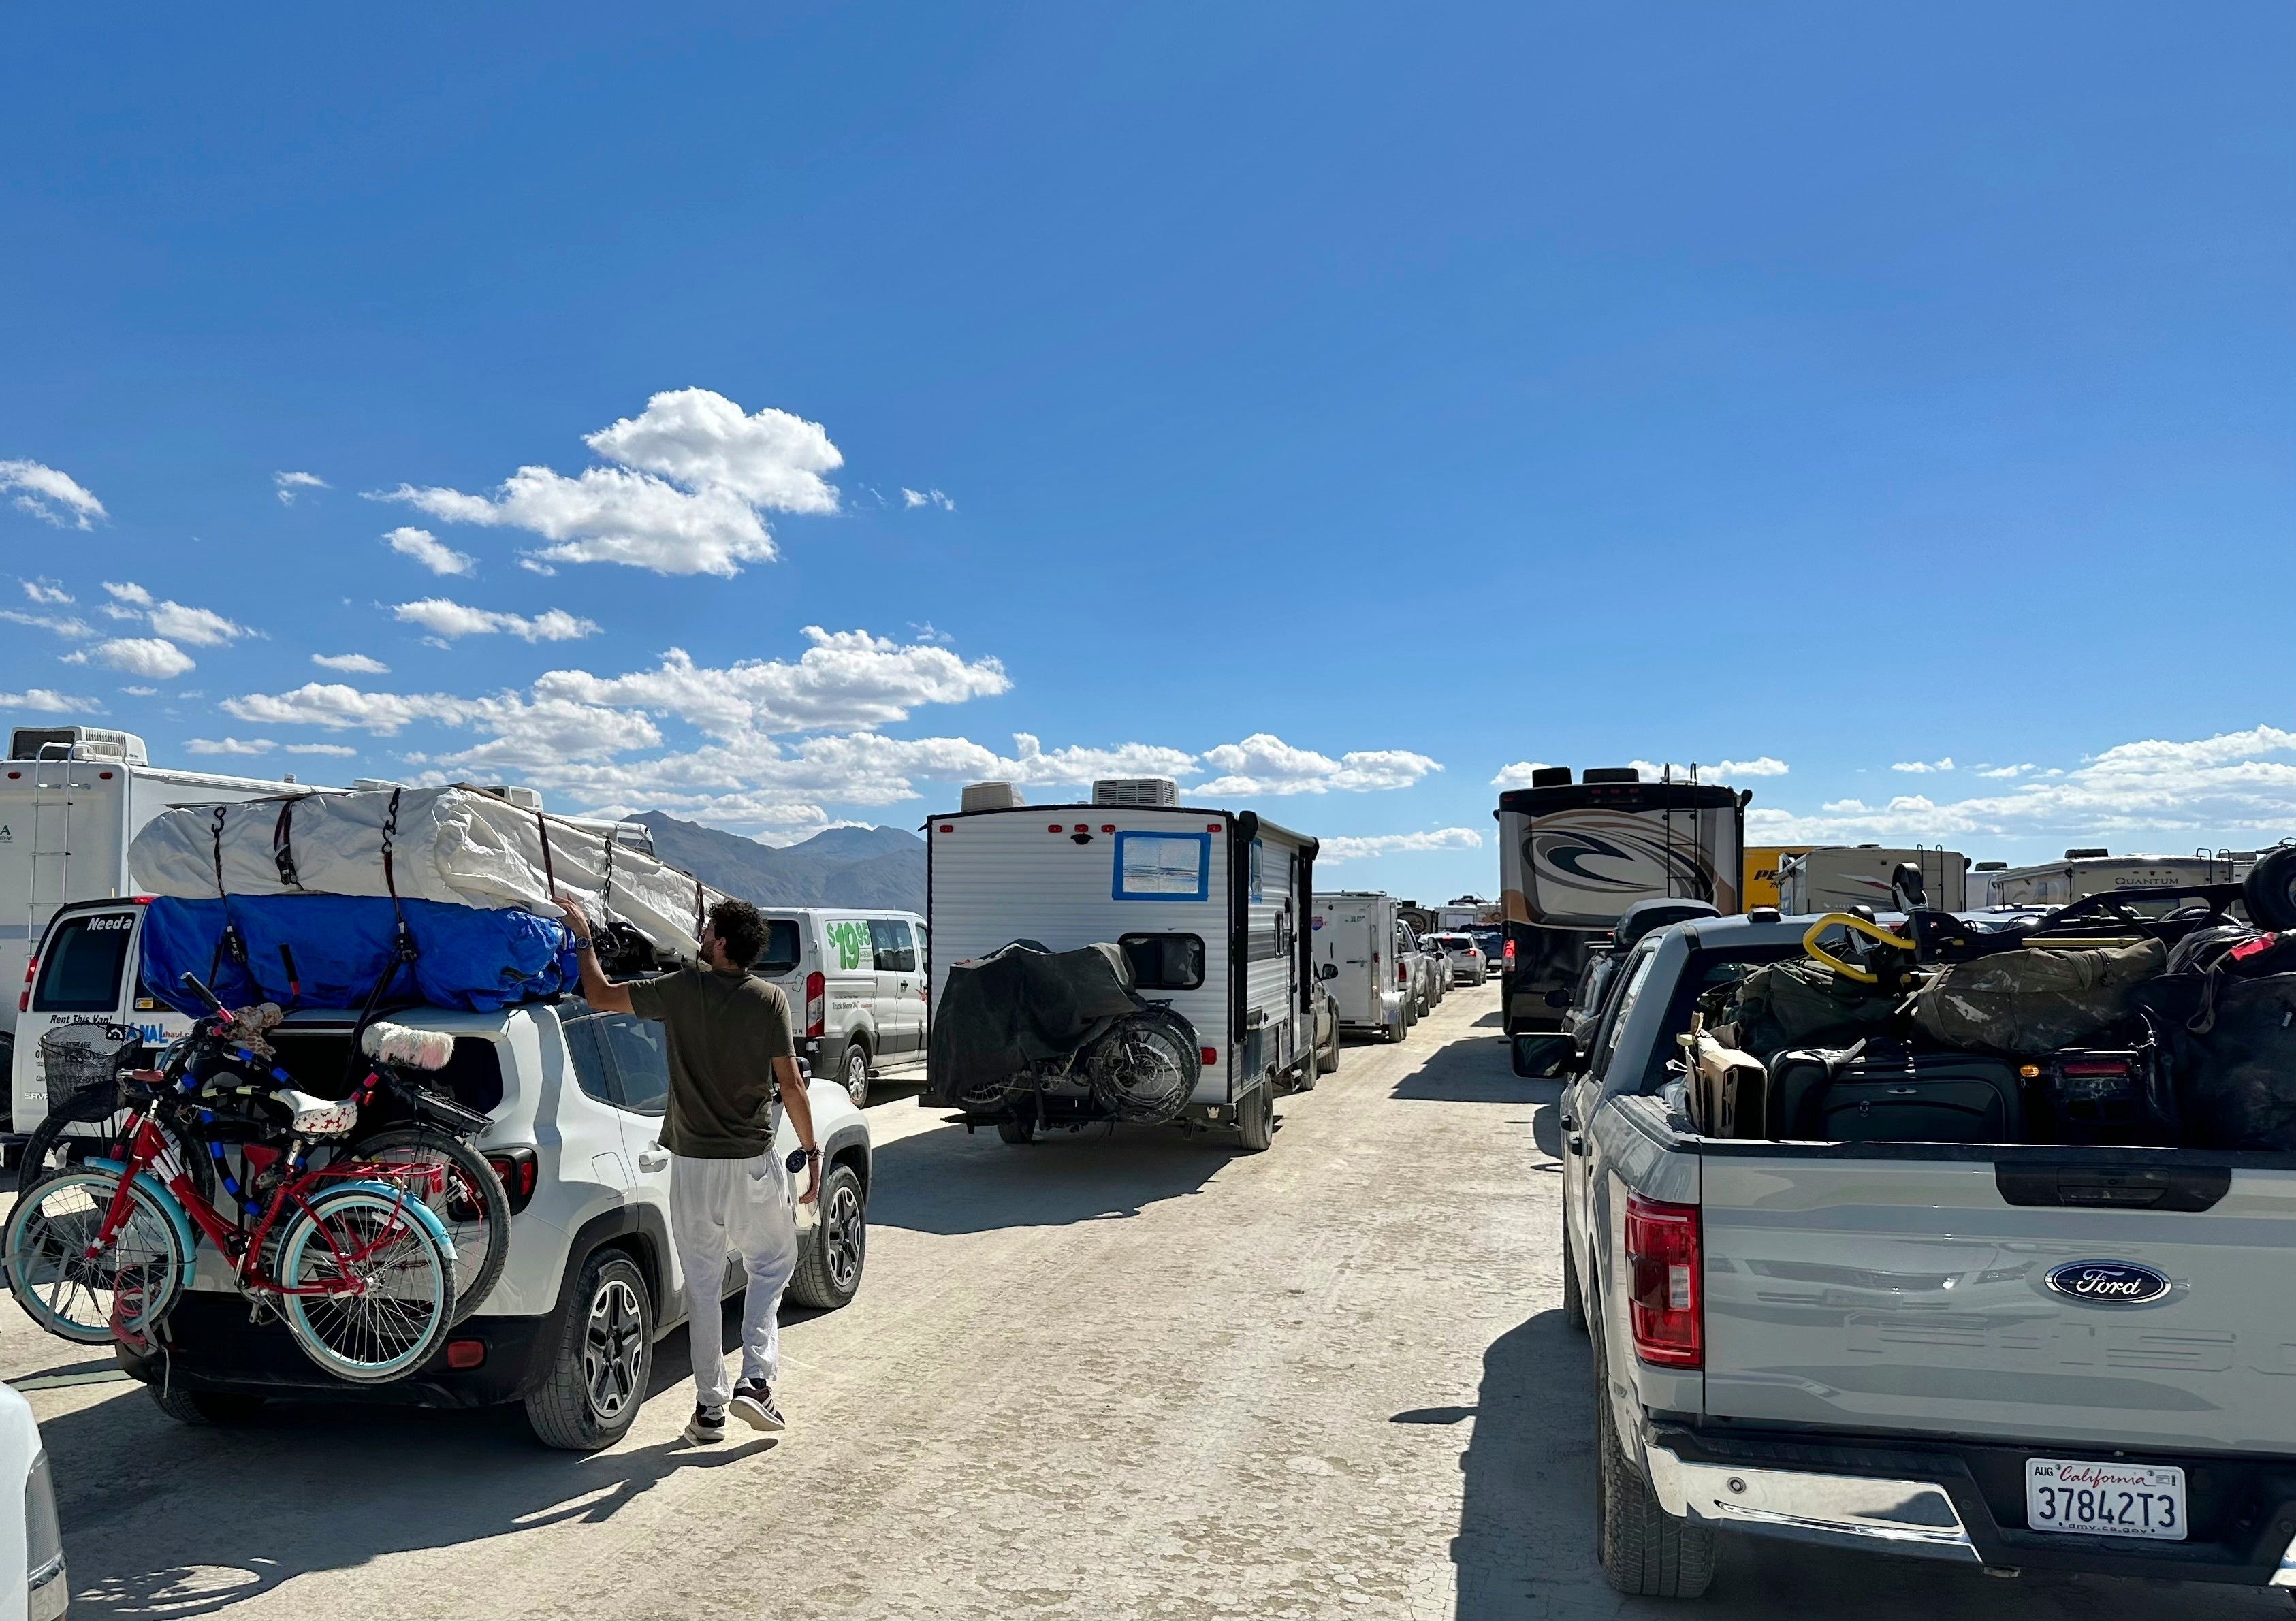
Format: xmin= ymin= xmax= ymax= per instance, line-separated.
xmin=635 ymin=813 xmax=926 ymax=914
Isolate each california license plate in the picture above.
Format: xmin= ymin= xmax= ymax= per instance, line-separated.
xmin=2025 ymin=1458 xmax=2186 ymax=1541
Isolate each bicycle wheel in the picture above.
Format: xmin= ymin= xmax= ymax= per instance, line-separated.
xmin=19 ymin=1097 xmax=218 ymax=1212
xmin=278 ymin=1182 xmax=456 ymax=1383
xmin=342 ymin=1128 xmax=510 ymax=1323
xmin=3 ymin=1168 xmax=187 ymax=1347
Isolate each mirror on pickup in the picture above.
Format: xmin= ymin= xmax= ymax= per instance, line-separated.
xmin=1511 ymin=1033 xmax=1576 ymax=1079
xmin=1316 ymin=961 xmax=1339 ymax=980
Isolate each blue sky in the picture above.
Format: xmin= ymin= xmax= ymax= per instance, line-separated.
xmin=4 ymin=3 xmax=2293 ymax=899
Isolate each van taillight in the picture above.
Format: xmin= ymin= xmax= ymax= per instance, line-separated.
xmin=1624 ymin=1193 xmax=1702 ymax=1368
xmin=804 ymin=971 xmax=825 ymax=1038
xmin=18 ymin=956 xmax=35 ymax=1014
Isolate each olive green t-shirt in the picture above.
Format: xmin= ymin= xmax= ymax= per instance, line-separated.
xmin=624 ymin=964 xmax=795 ymax=1159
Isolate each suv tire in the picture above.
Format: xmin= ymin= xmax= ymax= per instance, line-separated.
xmin=788 ymin=1162 xmax=867 ymax=1310
xmin=149 ymin=1385 xmax=266 ymax=1426
xmin=524 ymin=1249 xmax=654 ymax=1451
xmin=1593 ymin=1319 xmax=1715 ymax=1597
xmin=840 ymin=1042 xmax=872 ymax=1109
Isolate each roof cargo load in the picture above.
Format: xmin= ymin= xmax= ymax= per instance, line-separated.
xmin=127 ymin=784 xmax=722 ymax=961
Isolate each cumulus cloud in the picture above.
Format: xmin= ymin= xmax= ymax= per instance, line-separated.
xmin=312 ymin=652 xmax=390 ymax=675
xmin=0 ymin=687 xmax=89 ymax=711
xmin=20 ymin=579 xmax=72 ymax=605
xmin=1319 ymin=829 xmax=1485 ymax=863
xmin=187 ymin=737 xmax=275 ymax=756
xmin=1892 ymin=756 xmax=1955 ymax=773
xmin=69 ymin=638 xmax=195 ymax=679
xmin=0 ymin=460 xmax=106 ymax=528
xmin=120 ymin=686 xmax=157 ymax=697
xmin=374 ymin=388 xmax=841 ymax=577
xmin=285 ymin=743 xmax=359 ymax=756
xmin=1716 ymin=756 xmax=1789 ymax=777
xmin=393 ymin=598 xmax=600 ymax=643
xmin=274 ymin=470 xmax=329 ymax=506
xmin=1747 ymin=726 xmax=2296 ymax=846
xmin=384 ymin=526 xmax=475 ymax=577
xmin=0 ymin=609 xmax=93 ymax=639
xmin=1491 ymin=761 xmax=1552 ymax=788
xmin=99 ymin=581 xmax=251 ymax=646
xmin=902 ymin=487 xmax=955 ymax=511
xmin=1192 ymin=734 xmax=1439 ymax=796
xmin=1975 ymin=763 xmax=2035 ymax=779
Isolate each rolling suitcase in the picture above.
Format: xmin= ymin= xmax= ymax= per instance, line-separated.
xmin=1766 ymin=1042 xmax=2022 ymax=1144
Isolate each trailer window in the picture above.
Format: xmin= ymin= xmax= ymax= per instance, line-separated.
xmin=1113 ymin=832 xmax=1210 ymax=901
xmin=1119 ymin=933 xmax=1205 ymax=990
xmin=32 ymin=912 xmax=138 ymax=1013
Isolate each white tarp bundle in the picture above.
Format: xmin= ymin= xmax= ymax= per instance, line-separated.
xmin=128 ymin=785 xmax=724 ymax=961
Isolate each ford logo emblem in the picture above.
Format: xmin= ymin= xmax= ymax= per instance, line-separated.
xmin=2045 ymin=1260 xmax=2173 ymax=1304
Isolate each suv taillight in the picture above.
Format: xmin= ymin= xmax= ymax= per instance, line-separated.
xmin=484 ymin=1147 xmax=539 ymax=1215
xmin=1624 ymin=1192 xmax=1702 ymax=1368
xmin=804 ymin=970 xmax=825 ymax=1038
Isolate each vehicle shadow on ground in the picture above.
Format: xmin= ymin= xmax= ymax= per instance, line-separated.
xmin=1444 ymin=1311 xmax=2284 ymax=1620
xmin=864 ymin=1117 xmax=1231 ymax=1236
xmin=1471 ymin=1011 xmax=1503 ymax=1029
xmin=1389 ymin=1032 xmax=1561 ymax=1106
xmin=44 ymin=1347 xmax=780 ymax=1621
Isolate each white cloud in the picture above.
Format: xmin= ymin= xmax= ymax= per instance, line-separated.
xmin=1491 ymin=761 xmax=1552 ymax=788
xmin=0 ymin=687 xmax=89 ymax=711
xmin=0 ymin=609 xmax=92 ymax=638
xmin=374 ymin=388 xmax=841 ymax=577
xmin=186 ymin=737 xmax=275 ymax=756
xmin=1748 ymin=726 xmax=2296 ymax=846
xmin=1892 ymin=756 xmax=1955 ymax=773
xmin=1320 ymin=829 xmax=1485 ymax=863
xmin=1975 ymin=763 xmax=2034 ymax=779
xmin=71 ymin=638 xmax=195 ymax=679
xmin=274 ymin=470 xmax=329 ymax=506
xmin=384 ymin=526 xmax=476 ymax=577
xmin=583 ymin=389 xmax=841 ymax=513
xmin=392 ymin=598 xmax=600 ymax=643
xmin=312 ymin=652 xmax=390 ymax=674
xmin=0 ymin=460 xmax=106 ymax=528
xmin=517 ymin=558 xmax=556 ymax=576
xmin=1716 ymin=756 xmax=1789 ymax=777
xmin=20 ymin=579 xmax=72 ymax=605
xmin=285 ymin=743 xmax=359 ymax=756
xmin=120 ymin=686 xmax=156 ymax=696
xmin=1192 ymin=734 xmax=1439 ymax=796
xmin=902 ymin=487 xmax=955 ymax=511
xmin=99 ymin=582 xmax=251 ymax=646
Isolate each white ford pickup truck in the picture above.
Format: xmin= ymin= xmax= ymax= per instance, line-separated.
xmin=1530 ymin=907 xmax=2296 ymax=1601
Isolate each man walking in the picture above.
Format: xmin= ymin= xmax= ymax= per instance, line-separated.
xmin=558 ymin=894 xmax=820 ymax=1445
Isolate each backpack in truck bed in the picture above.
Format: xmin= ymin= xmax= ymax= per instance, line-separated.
xmin=2173 ymin=972 xmax=2296 ymax=1151
xmin=1909 ymin=939 xmax=2165 ymax=1056
xmin=1710 ymin=957 xmax=1900 ymax=1060
xmin=1766 ymin=1043 xmax=2023 ymax=1144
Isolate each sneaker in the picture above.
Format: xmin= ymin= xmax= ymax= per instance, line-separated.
xmin=729 ymin=1379 xmax=786 ymax=1433
xmin=683 ymin=1404 xmax=726 ymax=1445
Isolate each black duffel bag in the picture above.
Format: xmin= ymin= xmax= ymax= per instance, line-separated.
xmin=2176 ymin=972 xmax=2296 ymax=1151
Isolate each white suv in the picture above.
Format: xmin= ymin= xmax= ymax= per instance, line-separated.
xmin=12 ymin=899 xmax=872 ymax=1451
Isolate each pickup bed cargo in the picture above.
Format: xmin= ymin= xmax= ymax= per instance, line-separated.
xmin=1540 ymin=902 xmax=2296 ymax=1600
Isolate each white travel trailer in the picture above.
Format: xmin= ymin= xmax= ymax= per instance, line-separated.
xmin=926 ymin=780 xmax=1319 ymax=1151
xmin=1309 ymin=891 xmax=1412 ymax=1042
xmin=1976 ymin=849 xmax=2241 ymax=911
xmin=1774 ymin=845 xmax=1968 ymax=914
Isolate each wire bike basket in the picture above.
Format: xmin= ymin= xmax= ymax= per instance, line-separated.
xmin=37 ymin=1021 xmax=142 ymax=1116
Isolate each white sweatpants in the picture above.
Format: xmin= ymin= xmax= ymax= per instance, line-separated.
xmin=667 ymin=1150 xmax=799 ymax=1409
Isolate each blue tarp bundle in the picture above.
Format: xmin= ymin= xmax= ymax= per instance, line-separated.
xmin=140 ymin=895 xmax=580 ymax=1016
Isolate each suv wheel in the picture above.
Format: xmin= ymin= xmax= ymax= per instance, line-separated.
xmin=524 ymin=1250 xmax=654 ymax=1451
xmin=840 ymin=1044 xmax=871 ymax=1108
xmin=1593 ymin=1320 xmax=1715 ymax=1596
xmin=788 ymin=1163 xmax=867 ymax=1309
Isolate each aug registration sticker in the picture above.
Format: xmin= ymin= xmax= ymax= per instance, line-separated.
xmin=2025 ymin=1458 xmax=2186 ymax=1541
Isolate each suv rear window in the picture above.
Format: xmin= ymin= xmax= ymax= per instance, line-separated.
xmin=33 ymin=912 xmax=138 ymax=1012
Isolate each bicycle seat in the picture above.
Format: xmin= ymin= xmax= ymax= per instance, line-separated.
xmin=278 ymin=1090 xmax=358 ymax=1138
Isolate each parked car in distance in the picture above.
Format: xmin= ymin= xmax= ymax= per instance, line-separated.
xmin=1424 ymin=931 xmax=1488 ymax=986
xmin=0 ymin=1383 xmax=66 ymax=1621
xmin=14 ymin=897 xmax=874 ymax=1453
xmin=1308 ymin=978 xmax=1340 ymax=1080
xmin=755 ymin=907 xmax=929 ymax=1107
xmin=1398 ymin=921 xmax=1439 ymax=1016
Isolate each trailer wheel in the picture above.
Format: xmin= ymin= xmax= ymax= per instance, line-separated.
xmin=1235 ymin=1085 xmax=1274 ymax=1153
xmin=996 ymin=1114 xmax=1036 ymax=1144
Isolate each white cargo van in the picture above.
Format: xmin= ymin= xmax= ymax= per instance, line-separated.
xmin=1311 ymin=891 xmax=1411 ymax=1043
xmin=754 ymin=907 xmax=929 ymax=1107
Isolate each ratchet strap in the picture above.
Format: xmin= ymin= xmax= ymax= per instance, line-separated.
xmin=271 ymin=797 xmax=305 ymax=890
xmin=205 ymin=805 xmax=248 ymax=984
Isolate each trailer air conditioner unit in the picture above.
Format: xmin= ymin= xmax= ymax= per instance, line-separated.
xmin=8 ymin=726 xmax=148 ymax=765
xmin=477 ymin=784 xmax=544 ymax=810
xmin=1092 ymin=777 xmax=1181 ymax=808
xmin=961 ymin=782 xmax=1024 ymax=812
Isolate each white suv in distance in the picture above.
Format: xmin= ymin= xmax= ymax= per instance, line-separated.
xmin=12 ymin=898 xmax=873 ymax=1452
xmin=1424 ymin=932 xmax=1488 ymax=986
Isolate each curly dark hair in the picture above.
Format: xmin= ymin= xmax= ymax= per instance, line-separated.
xmin=706 ymin=899 xmax=769 ymax=970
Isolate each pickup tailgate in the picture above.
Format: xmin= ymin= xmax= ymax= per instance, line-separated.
xmin=1701 ymin=1149 xmax=2296 ymax=1454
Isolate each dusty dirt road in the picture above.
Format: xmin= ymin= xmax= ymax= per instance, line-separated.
xmin=1 ymin=985 xmax=2279 ymax=1618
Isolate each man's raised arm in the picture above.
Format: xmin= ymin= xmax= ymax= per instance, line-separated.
xmin=555 ymin=895 xmax=635 ymax=1014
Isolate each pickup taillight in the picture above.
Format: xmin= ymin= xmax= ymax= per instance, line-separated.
xmin=1624 ymin=1192 xmax=1702 ymax=1368
xmin=804 ymin=970 xmax=825 ymax=1038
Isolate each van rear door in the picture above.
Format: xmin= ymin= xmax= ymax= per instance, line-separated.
xmin=1700 ymin=1145 xmax=2296 ymax=1455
